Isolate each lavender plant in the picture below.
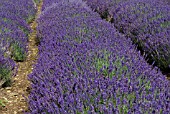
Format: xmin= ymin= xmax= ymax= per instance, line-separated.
xmin=28 ymin=1 xmax=170 ymax=113
xmin=0 ymin=53 xmax=15 ymax=87
xmin=83 ymin=0 xmax=129 ymax=19
xmin=84 ymin=0 xmax=170 ymax=73
xmin=41 ymin=0 xmax=63 ymax=10
xmin=0 ymin=0 xmax=36 ymax=23
xmin=108 ymin=0 xmax=170 ymax=72
xmin=0 ymin=0 xmax=36 ymax=87
xmin=10 ymin=42 xmax=27 ymax=61
xmin=0 ymin=20 xmax=28 ymax=61
xmin=0 ymin=0 xmax=36 ymax=61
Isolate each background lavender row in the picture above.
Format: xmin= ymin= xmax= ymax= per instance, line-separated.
xmin=28 ymin=1 xmax=170 ymax=113
xmin=108 ymin=0 xmax=170 ymax=74
xmin=41 ymin=0 xmax=62 ymax=11
xmin=41 ymin=0 xmax=87 ymax=11
xmin=84 ymin=0 xmax=170 ymax=74
xmin=83 ymin=0 xmax=169 ymax=17
xmin=0 ymin=0 xmax=36 ymax=24
xmin=0 ymin=0 xmax=36 ymax=87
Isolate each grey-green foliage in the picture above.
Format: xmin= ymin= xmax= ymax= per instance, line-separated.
xmin=74 ymin=24 xmax=90 ymax=43
xmin=160 ymin=21 xmax=170 ymax=28
xmin=10 ymin=42 xmax=26 ymax=61
xmin=26 ymin=15 xmax=35 ymax=24
xmin=94 ymin=49 xmax=128 ymax=79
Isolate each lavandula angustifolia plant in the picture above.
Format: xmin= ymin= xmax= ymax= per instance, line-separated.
xmin=0 ymin=0 xmax=36 ymax=61
xmin=83 ymin=0 xmax=130 ymax=20
xmin=0 ymin=11 xmax=30 ymax=35
xmin=83 ymin=0 xmax=169 ymax=23
xmin=28 ymin=1 xmax=170 ymax=113
xmin=0 ymin=21 xmax=28 ymax=61
xmin=0 ymin=0 xmax=36 ymax=86
xmin=41 ymin=0 xmax=64 ymax=11
xmin=41 ymin=0 xmax=89 ymax=11
xmin=107 ymin=0 xmax=170 ymax=72
xmin=0 ymin=53 xmax=15 ymax=87
xmin=84 ymin=0 xmax=170 ymax=73
xmin=0 ymin=0 xmax=35 ymax=33
xmin=0 ymin=0 xmax=36 ymax=23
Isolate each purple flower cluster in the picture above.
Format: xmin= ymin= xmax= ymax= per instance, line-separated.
xmin=0 ymin=0 xmax=36 ymax=86
xmin=84 ymin=0 xmax=170 ymax=73
xmin=41 ymin=0 xmax=63 ymax=11
xmin=0 ymin=53 xmax=15 ymax=71
xmin=28 ymin=1 xmax=170 ymax=113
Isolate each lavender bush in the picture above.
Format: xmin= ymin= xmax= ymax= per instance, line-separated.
xmin=0 ymin=0 xmax=36 ymax=87
xmin=41 ymin=0 xmax=62 ymax=11
xmin=28 ymin=1 xmax=170 ymax=113
xmin=83 ymin=0 xmax=129 ymax=19
xmin=108 ymin=0 xmax=170 ymax=72
xmin=0 ymin=53 xmax=15 ymax=87
xmin=0 ymin=0 xmax=36 ymax=61
xmin=84 ymin=0 xmax=168 ymax=20
xmin=0 ymin=0 xmax=36 ymax=23
xmin=84 ymin=0 xmax=170 ymax=73
xmin=0 ymin=20 xmax=28 ymax=61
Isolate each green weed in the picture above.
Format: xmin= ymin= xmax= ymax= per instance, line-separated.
xmin=0 ymin=99 xmax=8 ymax=107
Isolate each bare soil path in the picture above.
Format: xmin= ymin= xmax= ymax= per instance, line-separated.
xmin=0 ymin=1 xmax=42 ymax=114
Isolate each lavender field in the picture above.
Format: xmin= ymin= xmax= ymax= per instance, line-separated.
xmin=0 ymin=0 xmax=170 ymax=114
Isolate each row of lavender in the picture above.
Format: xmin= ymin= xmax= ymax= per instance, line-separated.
xmin=0 ymin=0 xmax=36 ymax=87
xmin=28 ymin=1 xmax=170 ymax=113
xmin=83 ymin=0 xmax=170 ymax=74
